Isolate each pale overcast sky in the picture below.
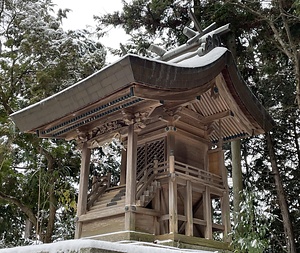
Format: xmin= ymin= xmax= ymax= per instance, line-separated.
xmin=53 ymin=0 xmax=130 ymax=62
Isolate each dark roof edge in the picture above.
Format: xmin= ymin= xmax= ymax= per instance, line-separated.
xmin=223 ymin=52 xmax=275 ymax=132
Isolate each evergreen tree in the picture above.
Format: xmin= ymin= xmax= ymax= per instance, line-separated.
xmin=0 ymin=0 xmax=106 ymax=245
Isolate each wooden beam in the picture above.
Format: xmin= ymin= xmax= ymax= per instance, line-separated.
xmin=202 ymin=110 xmax=233 ymax=125
xmin=178 ymin=107 xmax=204 ymax=122
xmin=75 ymin=142 xmax=91 ymax=239
xmin=125 ymin=123 xmax=138 ymax=231
xmin=215 ymin=74 xmax=255 ymax=135
xmin=185 ymin=181 xmax=193 ymax=236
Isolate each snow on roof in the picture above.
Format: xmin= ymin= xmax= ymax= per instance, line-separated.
xmin=0 ymin=239 xmax=218 ymax=253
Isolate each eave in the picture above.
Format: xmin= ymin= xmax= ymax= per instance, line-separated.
xmin=10 ymin=47 xmax=274 ymax=144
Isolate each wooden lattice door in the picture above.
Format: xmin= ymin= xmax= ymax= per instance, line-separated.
xmin=137 ymin=138 xmax=165 ymax=175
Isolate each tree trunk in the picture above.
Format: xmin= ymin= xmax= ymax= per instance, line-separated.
xmin=226 ymin=31 xmax=243 ymax=224
xmin=292 ymin=119 xmax=300 ymax=168
xmin=231 ymin=140 xmax=243 ymax=220
xmin=44 ymin=182 xmax=56 ymax=243
xmin=266 ymin=132 xmax=296 ymax=253
xmin=39 ymin=146 xmax=57 ymax=243
xmin=24 ymin=218 xmax=32 ymax=239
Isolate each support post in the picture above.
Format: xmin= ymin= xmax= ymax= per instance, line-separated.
xmin=169 ymin=173 xmax=178 ymax=234
xmin=125 ymin=124 xmax=137 ymax=231
xmin=75 ymin=142 xmax=91 ymax=239
xmin=204 ymin=186 xmax=212 ymax=239
xmin=167 ymin=126 xmax=175 ymax=159
xmin=185 ymin=180 xmax=193 ymax=236
xmin=120 ymin=148 xmax=127 ymax=185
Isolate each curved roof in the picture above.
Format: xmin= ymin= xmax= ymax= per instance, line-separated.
xmin=10 ymin=47 xmax=274 ymax=142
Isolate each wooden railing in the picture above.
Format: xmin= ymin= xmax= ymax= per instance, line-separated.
xmin=145 ymin=159 xmax=223 ymax=188
xmin=87 ymin=173 xmax=110 ymax=210
xmin=135 ymin=159 xmax=224 ymax=201
xmin=174 ymin=161 xmax=223 ymax=187
xmin=136 ymin=161 xmax=156 ymax=200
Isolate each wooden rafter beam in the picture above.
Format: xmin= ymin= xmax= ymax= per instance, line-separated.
xmin=178 ymin=107 xmax=204 ymax=123
xmin=201 ymin=110 xmax=234 ymax=124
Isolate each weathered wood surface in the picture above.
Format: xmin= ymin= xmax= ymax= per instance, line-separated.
xmin=75 ymin=143 xmax=91 ymax=239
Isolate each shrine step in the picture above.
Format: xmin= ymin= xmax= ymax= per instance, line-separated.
xmin=137 ymin=180 xmax=161 ymax=207
xmin=89 ymin=188 xmax=126 ymax=211
xmin=91 ymin=188 xmax=125 ymax=204
xmin=79 ymin=205 xmax=125 ymax=222
xmin=89 ymin=199 xmax=125 ymax=212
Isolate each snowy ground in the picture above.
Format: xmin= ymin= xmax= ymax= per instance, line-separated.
xmin=0 ymin=239 xmax=218 ymax=253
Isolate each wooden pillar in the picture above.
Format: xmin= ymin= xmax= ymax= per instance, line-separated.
xmin=185 ymin=180 xmax=193 ymax=236
xmin=204 ymin=186 xmax=212 ymax=239
xmin=120 ymin=148 xmax=127 ymax=185
xmin=169 ymin=152 xmax=178 ymax=234
xmin=166 ymin=126 xmax=178 ymax=234
xmin=166 ymin=126 xmax=175 ymax=158
xmin=75 ymin=142 xmax=91 ymax=239
xmin=169 ymin=175 xmax=178 ymax=234
xmin=125 ymin=124 xmax=137 ymax=231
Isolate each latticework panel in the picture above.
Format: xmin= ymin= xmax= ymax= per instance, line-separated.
xmin=137 ymin=138 xmax=165 ymax=176
xmin=137 ymin=145 xmax=146 ymax=175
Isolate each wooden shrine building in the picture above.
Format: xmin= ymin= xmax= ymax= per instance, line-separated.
xmin=11 ymin=24 xmax=273 ymax=251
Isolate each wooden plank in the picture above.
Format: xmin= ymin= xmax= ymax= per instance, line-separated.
xmin=135 ymin=213 xmax=156 ymax=234
xmin=215 ymin=74 xmax=254 ymax=135
xmin=79 ymin=206 xmax=125 ymax=222
xmin=160 ymin=188 xmax=169 ymax=233
xmin=155 ymin=233 xmax=231 ymax=250
xmin=208 ymin=151 xmax=221 ymax=177
xmin=125 ymin=123 xmax=137 ymax=231
xmin=212 ymin=223 xmax=225 ymax=231
xmin=194 ymin=218 xmax=206 ymax=226
xmin=75 ymin=142 xmax=91 ymax=239
xmin=204 ymin=186 xmax=212 ymax=239
xmin=160 ymin=214 xmax=170 ymax=221
xmin=81 ymin=215 xmax=124 ymax=237
xmin=153 ymin=186 xmax=161 ymax=235
xmin=176 ymin=128 xmax=210 ymax=145
xmin=185 ymin=181 xmax=193 ymax=236
xmin=138 ymin=130 xmax=166 ymax=146
xmin=175 ymin=172 xmax=224 ymax=189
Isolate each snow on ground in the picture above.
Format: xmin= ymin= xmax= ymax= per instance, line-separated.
xmin=0 ymin=239 xmax=218 ymax=253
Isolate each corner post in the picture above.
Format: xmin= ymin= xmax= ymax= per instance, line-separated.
xmin=75 ymin=141 xmax=91 ymax=239
xmin=125 ymin=123 xmax=138 ymax=231
xmin=185 ymin=180 xmax=193 ymax=236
